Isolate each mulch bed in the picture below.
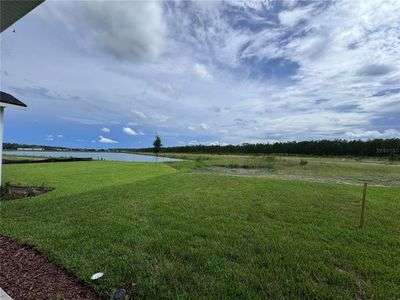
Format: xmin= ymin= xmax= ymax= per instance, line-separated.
xmin=0 ymin=236 xmax=104 ymax=300
xmin=0 ymin=186 xmax=53 ymax=201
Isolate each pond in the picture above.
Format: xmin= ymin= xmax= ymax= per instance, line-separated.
xmin=4 ymin=151 xmax=180 ymax=163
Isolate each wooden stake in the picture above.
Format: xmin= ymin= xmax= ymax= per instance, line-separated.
xmin=359 ymin=182 xmax=368 ymax=228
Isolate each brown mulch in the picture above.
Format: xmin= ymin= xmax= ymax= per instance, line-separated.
xmin=0 ymin=236 xmax=104 ymax=300
xmin=0 ymin=186 xmax=52 ymax=201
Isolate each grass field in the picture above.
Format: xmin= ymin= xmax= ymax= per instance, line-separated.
xmin=3 ymin=154 xmax=45 ymax=161
xmin=153 ymin=153 xmax=400 ymax=187
xmin=1 ymin=158 xmax=399 ymax=299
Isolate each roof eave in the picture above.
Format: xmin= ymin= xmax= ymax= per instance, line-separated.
xmin=1 ymin=0 xmax=45 ymax=33
xmin=0 ymin=102 xmax=27 ymax=110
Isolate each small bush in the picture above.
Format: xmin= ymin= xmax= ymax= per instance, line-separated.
xmin=264 ymin=156 xmax=276 ymax=163
xmin=265 ymin=163 xmax=275 ymax=170
xmin=388 ymin=153 xmax=400 ymax=162
xmin=299 ymin=159 xmax=308 ymax=165
xmin=26 ymin=187 xmax=36 ymax=197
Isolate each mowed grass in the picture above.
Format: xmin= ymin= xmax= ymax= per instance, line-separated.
xmin=1 ymin=161 xmax=399 ymax=299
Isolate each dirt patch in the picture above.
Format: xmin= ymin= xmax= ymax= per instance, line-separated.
xmin=0 ymin=186 xmax=53 ymax=201
xmin=0 ymin=236 xmax=104 ymax=300
xmin=198 ymin=167 xmax=400 ymax=187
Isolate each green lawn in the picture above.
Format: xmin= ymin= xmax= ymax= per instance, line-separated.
xmin=1 ymin=161 xmax=399 ymax=299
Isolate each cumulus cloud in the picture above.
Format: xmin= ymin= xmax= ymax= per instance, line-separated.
xmin=99 ymin=136 xmax=118 ymax=144
xmin=57 ymin=134 xmax=63 ymax=138
xmin=278 ymin=6 xmax=313 ymax=27
xmin=123 ymin=127 xmax=138 ymax=136
xmin=344 ymin=129 xmax=400 ymax=140
xmin=48 ymin=1 xmax=166 ymax=61
xmin=132 ymin=110 xmax=147 ymax=120
xmin=46 ymin=134 xmax=54 ymax=141
xmin=188 ymin=140 xmax=200 ymax=146
xmin=193 ymin=63 xmax=213 ymax=81
xmin=101 ymin=127 xmax=110 ymax=133
xmin=200 ymin=123 xmax=209 ymax=130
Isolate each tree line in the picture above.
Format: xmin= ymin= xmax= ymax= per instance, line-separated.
xmin=5 ymin=138 xmax=400 ymax=157
xmin=134 ymin=139 xmax=400 ymax=157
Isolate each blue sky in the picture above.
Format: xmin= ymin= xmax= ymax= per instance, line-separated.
xmin=1 ymin=0 xmax=399 ymax=149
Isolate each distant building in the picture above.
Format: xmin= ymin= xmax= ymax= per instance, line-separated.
xmin=17 ymin=148 xmax=44 ymax=151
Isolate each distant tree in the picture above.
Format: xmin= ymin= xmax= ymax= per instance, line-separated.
xmin=153 ymin=135 xmax=162 ymax=161
xmin=135 ymin=138 xmax=400 ymax=157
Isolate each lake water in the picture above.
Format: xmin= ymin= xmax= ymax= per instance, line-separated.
xmin=4 ymin=151 xmax=180 ymax=163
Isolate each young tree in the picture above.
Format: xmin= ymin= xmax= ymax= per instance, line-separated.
xmin=153 ymin=135 xmax=162 ymax=162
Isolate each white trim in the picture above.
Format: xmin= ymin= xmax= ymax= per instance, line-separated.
xmin=0 ymin=107 xmax=3 ymax=186
xmin=0 ymin=287 xmax=14 ymax=300
xmin=0 ymin=102 xmax=27 ymax=110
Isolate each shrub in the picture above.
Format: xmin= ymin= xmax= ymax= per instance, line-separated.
xmin=265 ymin=163 xmax=275 ymax=170
xmin=195 ymin=156 xmax=204 ymax=162
xmin=299 ymin=159 xmax=308 ymax=165
xmin=264 ymin=155 xmax=276 ymax=163
xmin=388 ymin=153 xmax=400 ymax=162
xmin=26 ymin=187 xmax=36 ymax=197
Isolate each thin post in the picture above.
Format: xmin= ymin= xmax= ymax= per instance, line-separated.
xmin=0 ymin=107 xmax=4 ymax=186
xmin=359 ymin=182 xmax=368 ymax=228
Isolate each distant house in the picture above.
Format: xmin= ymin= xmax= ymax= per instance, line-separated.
xmin=17 ymin=148 xmax=44 ymax=151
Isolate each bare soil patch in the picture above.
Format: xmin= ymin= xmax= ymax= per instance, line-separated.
xmin=198 ymin=166 xmax=400 ymax=187
xmin=0 ymin=236 xmax=104 ymax=300
xmin=0 ymin=186 xmax=52 ymax=201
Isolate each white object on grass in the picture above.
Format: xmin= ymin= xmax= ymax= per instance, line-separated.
xmin=90 ymin=272 xmax=104 ymax=280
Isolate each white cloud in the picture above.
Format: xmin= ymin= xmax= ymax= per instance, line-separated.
xmin=344 ymin=129 xmax=400 ymax=140
xmin=99 ymin=136 xmax=118 ymax=144
xmin=200 ymin=123 xmax=209 ymax=130
xmin=138 ymin=130 xmax=145 ymax=136
xmin=64 ymin=117 xmax=103 ymax=125
xmin=208 ymin=141 xmax=222 ymax=146
xmin=123 ymin=127 xmax=138 ymax=136
xmin=193 ymin=63 xmax=213 ymax=81
xmin=132 ymin=110 xmax=147 ymax=120
xmin=57 ymin=134 xmax=63 ymax=138
xmin=188 ymin=140 xmax=200 ymax=146
xmin=279 ymin=6 xmax=313 ymax=27
xmin=187 ymin=126 xmax=196 ymax=131
xmin=101 ymin=127 xmax=110 ymax=133
xmin=48 ymin=1 xmax=166 ymax=61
